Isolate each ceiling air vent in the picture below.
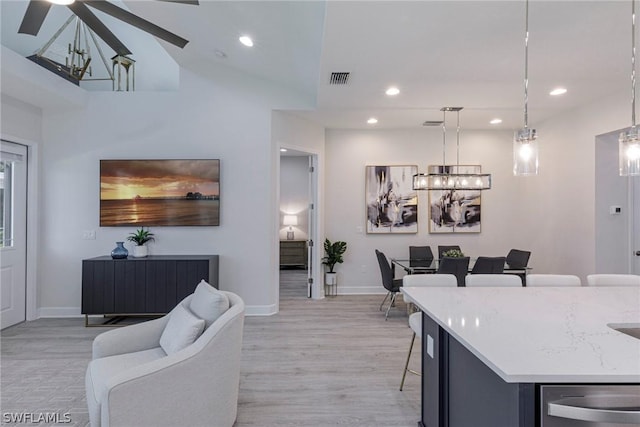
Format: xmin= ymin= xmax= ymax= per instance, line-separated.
xmin=329 ymin=72 xmax=350 ymax=85
xmin=423 ymin=120 xmax=444 ymax=126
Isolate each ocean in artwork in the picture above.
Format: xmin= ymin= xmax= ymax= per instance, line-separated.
xmin=100 ymin=199 xmax=219 ymax=226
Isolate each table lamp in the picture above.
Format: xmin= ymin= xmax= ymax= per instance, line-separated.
xmin=283 ymin=215 xmax=298 ymax=240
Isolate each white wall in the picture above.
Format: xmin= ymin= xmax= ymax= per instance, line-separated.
xmin=325 ymin=128 xmax=521 ymax=293
xmin=31 ymin=65 xmax=312 ymax=317
xmin=3 ymin=47 xmax=634 ymax=313
xmin=1 ymin=95 xmax=43 ymax=143
xmin=514 ymin=91 xmax=630 ymax=281
xmin=595 ymin=130 xmax=631 ymax=273
xmin=271 ymin=111 xmax=325 ymax=298
xmin=324 ymin=92 xmax=633 ymax=293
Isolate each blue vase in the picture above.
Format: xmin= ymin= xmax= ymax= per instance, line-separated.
xmin=111 ymin=242 xmax=128 ymax=259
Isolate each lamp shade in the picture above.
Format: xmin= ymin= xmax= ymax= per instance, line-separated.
xmin=283 ymin=215 xmax=298 ymax=226
xmin=513 ymin=128 xmax=539 ymax=176
xmin=620 ymin=127 xmax=640 ymax=176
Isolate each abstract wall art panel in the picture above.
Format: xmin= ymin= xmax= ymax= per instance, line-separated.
xmin=365 ymin=165 xmax=418 ymax=234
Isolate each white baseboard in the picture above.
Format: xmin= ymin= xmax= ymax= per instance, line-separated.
xmin=336 ymin=286 xmax=386 ymax=295
xmin=38 ymin=307 xmax=82 ymax=318
xmin=38 ymin=305 xmax=278 ymax=318
xmin=244 ymin=304 xmax=278 ymax=316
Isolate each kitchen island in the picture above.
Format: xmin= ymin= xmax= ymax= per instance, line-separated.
xmin=401 ymin=286 xmax=640 ymax=427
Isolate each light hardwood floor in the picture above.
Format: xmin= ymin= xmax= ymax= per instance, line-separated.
xmin=1 ymin=270 xmax=421 ymax=426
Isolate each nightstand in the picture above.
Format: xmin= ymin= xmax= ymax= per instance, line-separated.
xmin=279 ymin=240 xmax=307 ymax=268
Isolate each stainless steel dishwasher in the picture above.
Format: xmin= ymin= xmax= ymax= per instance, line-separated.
xmin=541 ymin=385 xmax=640 ymax=426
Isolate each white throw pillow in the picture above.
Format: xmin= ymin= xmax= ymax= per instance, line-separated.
xmin=160 ymin=303 xmax=205 ymax=355
xmin=189 ymin=280 xmax=230 ymax=328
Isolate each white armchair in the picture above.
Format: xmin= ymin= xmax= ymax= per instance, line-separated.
xmin=85 ymin=289 xmax=245 ymax=427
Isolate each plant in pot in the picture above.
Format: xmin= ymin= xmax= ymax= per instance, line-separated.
xmin=442 ymin=249 xmax=464 ymax=258
xmin=322 ymin=239 xmax=347 ymax=286
xmin=127 ymin=227 xmax=155 ymax=258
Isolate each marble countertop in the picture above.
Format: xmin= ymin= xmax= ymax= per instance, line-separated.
xmin=402 ymin=286 xmax=640 ymax=383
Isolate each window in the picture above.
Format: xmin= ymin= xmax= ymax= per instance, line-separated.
xmin=1 ymin=158 xmax=15 ymax=248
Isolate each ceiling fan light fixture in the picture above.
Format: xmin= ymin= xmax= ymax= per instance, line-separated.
xmin=48 ymin=0 xmax=75 ymax=5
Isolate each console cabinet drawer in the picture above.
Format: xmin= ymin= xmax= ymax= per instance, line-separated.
xmin=280 ymin=241 xmax=307 ymax=268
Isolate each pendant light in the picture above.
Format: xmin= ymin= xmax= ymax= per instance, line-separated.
xmin=413 ymin=107 xmax=492 ymax=190
xmin=513 ymin=0 xmax=539 ymax=176
xmin=620 ymin=0 xmax=640 ymax=176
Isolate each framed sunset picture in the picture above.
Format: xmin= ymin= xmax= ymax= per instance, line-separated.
xmin=100 ymin=159 xmax=220 ymax=226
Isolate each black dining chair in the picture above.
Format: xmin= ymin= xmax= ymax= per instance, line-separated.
xmin=375 ymin=250 xmax=404 ymax=320
xmin=470 ymin=256 xmax=506 ymax=274
xmin=506 ymin=249 xmax=531 ymax=268
xmin=436 ymin=257 xmax=470 ymax=286
xmin=505 ymin=249 xmax=531 ymax=285
xmin=438 ymin=245 xmax=461 ymax=259
xmin=409 ymin=246 xmax=434 ymax=270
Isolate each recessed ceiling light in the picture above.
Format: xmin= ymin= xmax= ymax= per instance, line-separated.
xmin=489 ymin=118 xmax=503 ymax=125
xmin=280 ymin=148 xmax=287 ymax=152
xmin=48 ymin=0 xmax=75 ymax=4
xmin=549 ymin=87 xmax=567 ymax=96
xmin=239 ymin=36 xmax=254 ymax=47
xmin=385 ymin=87 xmax=400 ymax=96
xmin=367 ymin=118 xmax=378 ymax=124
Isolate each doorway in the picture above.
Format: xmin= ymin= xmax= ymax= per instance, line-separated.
xmin=595 ymin=130 xmax=639 ymax=274
xmin=1 ymin=140 xmax=28 ymax=329
xmin=279 ymin=149 xmax=318 ymax=299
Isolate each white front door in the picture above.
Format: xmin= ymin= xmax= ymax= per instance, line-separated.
xmin=1 ymin=141 xmax=28 ymax=329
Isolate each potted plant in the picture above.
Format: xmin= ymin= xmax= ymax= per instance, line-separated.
xmin=127 ymin=227 xmax=155 ymax=258
xmin=322 ymin=239 xmax=347 ymax=286
xmin=442 ymin=248 xmax=464 ymax=258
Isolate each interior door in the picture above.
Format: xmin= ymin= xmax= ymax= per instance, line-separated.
xmin=307 ymin=155 xmax=315 ymax=298
xmin=1 ymin=141 xmax=28 ymax=329
xmin=634 ymin=176 xmax=640 ymax=274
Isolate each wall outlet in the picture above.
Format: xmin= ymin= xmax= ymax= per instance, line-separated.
xmin=82 ymin=230 xmax=96 ymax=240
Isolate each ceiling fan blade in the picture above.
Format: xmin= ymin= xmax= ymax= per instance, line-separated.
xmin=18 ymin=0 xmax=52 ymax=35
xmin=155 ymin=0 xmax=199 ymax=5
xmin=68 ymin=1 xmax=131 ymax=56
xmin=84 ymin=0 xmax=189 ymax=48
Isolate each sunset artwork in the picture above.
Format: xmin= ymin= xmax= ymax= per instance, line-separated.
xmin=100 ymin=159 xmax=220 ymax=226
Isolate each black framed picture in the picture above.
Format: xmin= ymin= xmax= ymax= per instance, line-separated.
xmin=100 ymin=159 xmax=220 ymax=226
xmin=365 ymin=165 xmax=418 ymax=234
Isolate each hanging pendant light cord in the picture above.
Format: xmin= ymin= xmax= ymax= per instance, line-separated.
xmin=632 ymin=0 xmax=637 ymax=128
xmin=442 ymin=110 xmax=447 ymax=168
xmin=523 ymin=0 xmax=530 ymax=130
xmin=456 ymin=110 xmax=461 ymax=169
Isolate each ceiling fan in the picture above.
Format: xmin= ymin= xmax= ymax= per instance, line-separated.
xmin=18 ymin=0 xmax=198 ymax=56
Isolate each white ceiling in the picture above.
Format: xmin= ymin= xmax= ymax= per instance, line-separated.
xmin=0 ymin=0 xmax=633 ymax=131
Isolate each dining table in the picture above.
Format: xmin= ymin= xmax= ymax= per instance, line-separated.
xmin=391 ymin=258 xmax=531 ymax=283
